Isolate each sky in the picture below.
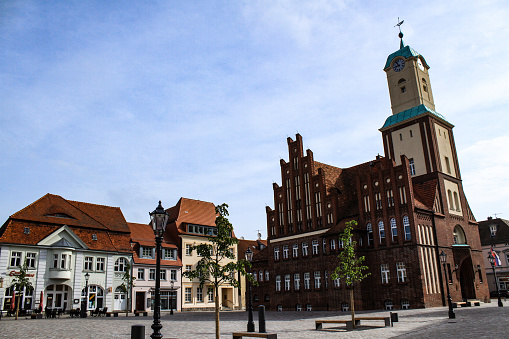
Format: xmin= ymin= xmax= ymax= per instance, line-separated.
xmin=1 ymin=0 xmax=508 ymax=240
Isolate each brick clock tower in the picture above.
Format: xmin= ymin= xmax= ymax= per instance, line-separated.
xmin=380 ymin=29 xmax=486 ymax=303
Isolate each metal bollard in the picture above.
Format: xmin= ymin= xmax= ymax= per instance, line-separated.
xmin=131 ymin=325 xmax=145 ymax=339
xmin=390 ymin=312 xmax=398 ymax=326
xmin=258 ymin=305 xmax=266 ymax=333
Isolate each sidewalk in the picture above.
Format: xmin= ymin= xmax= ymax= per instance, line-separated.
xmin=0 ymin=300 xmax=506 ymax=338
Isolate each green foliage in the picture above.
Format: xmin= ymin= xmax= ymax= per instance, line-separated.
xmin=182 ymin=203 xmax=253 ymax=288
xmin=11 ymin=260 xmax=33 ymax=293
xmin=119 ymin=262 xmax=135 ymax=293
xmin=331 ymin=220 xmax=370 ymax=286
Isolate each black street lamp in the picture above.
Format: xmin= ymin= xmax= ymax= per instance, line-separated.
xmin=170 ymin=280 xmax=174 ymax=315
xmin=488 ymin=252 xmax=504 ymax=307
xmin=81 ymin=272 xmax=90 ymax=318
xmin=150 ymin=201 xmax=170 ymax=339
xmin=439 ymin=251 xmax=455 ymax=319
xmin=245 ymin=247 xmax=255 ymax=332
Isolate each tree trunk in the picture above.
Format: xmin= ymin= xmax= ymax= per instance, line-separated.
xmin=215 ymin=286 xmax=220 ymax=339
xmin=350 ymin=287 xmax=355 ymax=329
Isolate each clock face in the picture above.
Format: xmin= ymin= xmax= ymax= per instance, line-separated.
xmin=393 ymin=59 xmax=405 ymax=72
xmin=417 ymin=58 xmax=425 ymax=71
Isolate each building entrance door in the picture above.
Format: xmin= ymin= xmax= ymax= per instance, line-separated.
xmin=136 ymin=292 xmax=145 ymax=311
xmin=460 ymin=257 xmax=476 ymax=300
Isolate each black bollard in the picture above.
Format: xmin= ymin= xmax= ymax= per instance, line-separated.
xmin=131 ymin=325 xmax=145 ymax=339
xmin=258 ymin=305 xmax=266 ymax=333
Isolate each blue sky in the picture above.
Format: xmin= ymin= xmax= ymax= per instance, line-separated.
xmin=1 ymin=1 xmax=508 ymax=239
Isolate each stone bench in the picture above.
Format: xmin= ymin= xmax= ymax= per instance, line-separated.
xmin=355 ymin=316 xmax=391 ymax=327
xmin=134 ymin=311 xmax=148 ymax=316
xmin=452 ymin=301 xmax=468 ymax=308
xmin=315 ymin=319 xmax=359 ymax=331
xmin=467 ymin=300 xmax=480 ymax=307
xmin=232 ymin=332 xmax=277 ymax=339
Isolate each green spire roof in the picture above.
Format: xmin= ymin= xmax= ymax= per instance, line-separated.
xmin=384 ymin=45 xmax=428 ymax=70
xmin=380 ymin=104 xmax=450 ymax=129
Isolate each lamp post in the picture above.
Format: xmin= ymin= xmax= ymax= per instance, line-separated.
xmin=149 ymin=201 xmax=169 ymax=339
xmin=81 ymin=272 xmax=90 ymax=318
xmin=245 ymin=247 xmax=255 ymax=332
xmin=488 ymin=252 xmax=504 ymax=307
xmin=439 ymin=251 xmax=455 ymax=319
xmin=170 ymin=280 xmax=174 ymax=315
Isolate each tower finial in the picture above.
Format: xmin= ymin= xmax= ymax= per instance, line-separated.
xmin=394 ymin=17 xmax=405 ymax=49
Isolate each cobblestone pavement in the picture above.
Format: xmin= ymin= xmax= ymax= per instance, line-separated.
xmin=0 ymin=300 xmax=506 ymax=338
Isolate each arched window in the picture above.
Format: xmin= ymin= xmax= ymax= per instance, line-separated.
xmin=453 ymin=225 xmax=467 ymax=244
xmin=378 ymin=221 xmax=385 ymax=244
xmin=265 ymin=270 xmax=269 ymax=281
xmin=390 ymin=218 xmax=397 ymax=242
xmin=447 ymin=190 xmax=454 ymax=210
xmin=385 ymin=299 xmax=394 ymax=310
xmin=114 ymin=257 xmax=128 ymax=272
xmin=253 ymin=271 xmax=258 ymax=282
xmin=453 ymin=192 xmax=461 ymax=211
xmin=401 ymin=299 xmax=410 ymax=309
xmin=398 ymin=78 xmax=406 ymax=84
xmin=367 ymin=223 xmax=373 ymax=246
xmin=259 ymin=270 xmax=263 ymax=282
xmin=403 ymin=216 xmax=411 ymax=241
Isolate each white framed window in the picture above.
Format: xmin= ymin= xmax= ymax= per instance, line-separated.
xmin=314 ymin=271 xmax=321 ymax=289
xmin=170 ymin=269 xmax=177 ymax=281
xmin=149 ymin=269 xmax=156 ymax=280
xmin=330 ymin=239 xmax=336 ymax=250
xmin=381 ymin=264 xmax=390 ymax=284
xmin=296 ymin=304 xmax=302 ymax=311
xmin=114 ymin=257 xmax=127 ymax=272
xmin=292 ymin=244 xmax=298 ymax=257
xmin=84 ymin=257 xmax=94 ymax=271
xmin=302 ymin=242 xmax=309 ymax=256
xmin=341 ymin=303 xmax=349 ymax=312
xmin=253 ymin=270 xmax=258 ymax=282
xmin=378 ymin=221 xmax=385 ymax=244
xmin=138 ymin=268 xmax=145 ymax=280
xmin=403 ymin=216 xmax=411 ymax=240
xmin=306 ymin=304 xmax=312 ymax=311
xmin=10 ymin=252 xmax=22 ymax=267
xmin=259 ymin=270 xmax=263 ymax=282
xmin=275 ymin=275 xmax=281 ymax=291
xmin=312 ymin=240 xmax=319 ymax=255
xmin=26 ymin=252 xmax=36 ymax=269
xmin=197 ymin=287 xmax=203 ymax=302
xmin=283 ymin=245 xmax=289 ymax=259
xmin=60 ymin=254 xmax=68 ymax=269
xmin=208 ymin=287 xmax=214 ymax=302
xmin=163 ymin=249 xmax=176 ymax=260
xmin=397 ymin=262 xmax=407 ymax=283
xmin=294 ymin=273 xmax=300 ymax=290
xmin=186 ymin=265 xmax=192 ymax=272
xmin=96 ymin=257 xmax=105 ymax=271
xmin=185 ymin=288 xmax=192 ymax=303
xmin=141 ymin=247 xmax=153 ymax=259
xmin=274 ymin=247 xmax=280 ymax=260
xmin=401 ymin=299 xmax=410 ymax=309
xmin=285 ymin=274 xmax=291 ymax=291
xmin=186 ymin=244 xmax=192 ymax=256
xmin=385 ymin=300 xmax=393 ymax=310
xmin=390 ymin=218 xmax=397 ymax=242
xmin=304 ymin=272 xmax=311 ymax=289
xmin=53 ymin=254 xmax=59 ymax=269
xmin=367 ymin=223 xmax=373 ymax=246
xmin=333 ymin=277 xmax=340 ymax=288
xmin=160 ymin=269 xmax=166 ymax=280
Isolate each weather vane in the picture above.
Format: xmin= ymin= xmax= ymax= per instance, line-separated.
xmin=394 ymin=17 xmax=405 ymax=48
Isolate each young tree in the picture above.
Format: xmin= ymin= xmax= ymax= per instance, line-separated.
xmin=331 ymin=220 xmax=370 ymax=329
xmin=119 ymin=262 xmax=136 ymax=312
xmin=182 ymin=203 xmax=253 ymax=339
xmin=11 ymin=260 xmax=33 ymax=320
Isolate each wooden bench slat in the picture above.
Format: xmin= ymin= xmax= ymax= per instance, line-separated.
xmin=232 ymin=332 xmax=277 ymax=339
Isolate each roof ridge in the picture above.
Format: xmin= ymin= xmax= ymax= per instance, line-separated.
xmin=64 ymin=199 xmax=109 ymax=230
xmin=10 ymin=193 xmax=54 ymax=219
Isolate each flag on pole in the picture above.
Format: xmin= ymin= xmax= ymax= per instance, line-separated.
xmin=491 ymin=247 xmax=502 ymax=266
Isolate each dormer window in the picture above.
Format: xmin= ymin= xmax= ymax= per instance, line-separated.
xmin=24 ymin=227 xmax=30 ymax=234
xmin=141 ymin=246 xmax=153 ymax=259
xmin=92 ymin=234 xmax=97 ymax=241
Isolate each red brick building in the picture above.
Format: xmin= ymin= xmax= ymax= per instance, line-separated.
xmin=251 ymin=36 xmax=489 ymax=311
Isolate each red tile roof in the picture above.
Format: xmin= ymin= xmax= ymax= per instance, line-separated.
xmin=128 ymin=222 xmax=181 ymax=266
xmin=168 ymin=198 xmax=217 ymax=233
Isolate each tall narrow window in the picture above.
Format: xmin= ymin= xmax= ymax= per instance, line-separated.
xmin=26 ymin=253 xmax=36 ymax=269
xmin=294 ymin=273 xmax=300 ymax=290
xmin=302 ymin=242 xmax=309 ymax=256
xmin=445 ymin=156 xmax=451 ymax=174
xmin=403 ymin=216 xmax=411 ymax=240
xmin=283 ymin=245 xmax=289 ymax=259
xmin=196 ymin=287 xmax=203 ymax=302
xmin=315 ymin=192 xmax=322 ymax=218
xmin=375 ymin=192 xmax=382 ymax=210
xmin=314 ymin=271 xmax=321 ymax=289
xmin=390 ymin=218 xmax=398 ymax=242
xmin=84 ymin=257 xmax=94 ymax=271
xmin=387 ymin=189 xmax=394 ymax=207
xmin=185 ymin=288 xmax=192 ymax=302
xmin=378 ymin=221 xmax=385 ymax=244
xmin=304 ymin=173 xmax=311 ymax=222
xmin=396 ymin=262 xmax=407 ymax=282
xmin=409 ymin=159 xmax=416 ymax=176
xmin=330 ymin=239 xmax=336 ymax=250
xmin=399 ymin=186 xmax=407 ymax=204
xmin=312 ymin=240 xmax=319 ymax=255
xmin=381 ymin=264 xmax=390 ymax=284
xmin=364 ymin=195 xmax=371 ymax=212
xmin=274 ymin=247 xmax=280 ymax=260
xmin=292 ymin=244 xmax=298 ymax=258
xmin=367 ymin=223 xmax=373 ymax=246
xmin=10 ymin=252 xmax=22 ymax=267
xmin=275 ymin=275 xmax=281 ymax=291
xmin=304 ymin=273 xmax=311 ymax=289
xmin=285 ymin=274 xmax=291 ymax=291
xmin=453 ymin=192 xmax=461 ymax=212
